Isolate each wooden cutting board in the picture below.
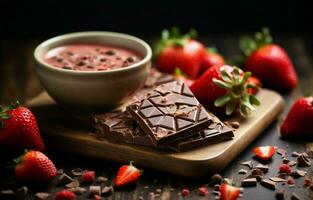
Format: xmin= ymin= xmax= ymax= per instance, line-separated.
xmin=27 ymin=89 xmax=284 ymax=177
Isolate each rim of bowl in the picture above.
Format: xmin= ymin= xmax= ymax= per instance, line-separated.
xmin=34 ymin=31 xmax=152 ymax=75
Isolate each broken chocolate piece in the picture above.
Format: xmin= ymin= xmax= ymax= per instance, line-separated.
xmin=291 ymin=192 xmax=300 ymax=200
xmin=291 ymin=151 xmax=300 ymax=157
xmin=126 ymin=81 xmax=213 ymax=145
xmin=290 ymin=170 xmax=307 ymax=178
xmin=241 ymin=178 xmax=257 ymax=187
xmin=297 ymin=153 xmax=311 ymax=167
xmin=57 ymin=173 xmax=73 ymax=185
xmin=68 ymin=187 xmax=87 ymax=195
xmin=89 ymin=186 xmax=101 ymax=196
xmin=260 ymin=179 xmax=276 ymax=190
xmin=276 ymin=148 xmax=286 ymax=157
xmin=34 ymin=192 xmax=50 ymax=200
xmin=238 ymin=169 xmax=248 ymax=174
xmin=269 ymin=177 xmax=287 ymax=182
xmin=275 ymin=189 xmax=285 ymax=199
xmin=255 ymin=164 xmax=269 ymax=173
xmin=71 ymin=168 xmax=85 ymax=176
xmin=102 ymin=186 xmax=114 ymax=195
xmin=288 ymin=160 xmax=297 ymax=167
xmin=241 ymin=160 xmax=254 ymax=169
xmin=66 ymin=179 xmax=80 ymax=188
xmin=97 ymin=176 xmax=108 ymax=183
xmin=282 ymin=158 xmax=290 ymax=164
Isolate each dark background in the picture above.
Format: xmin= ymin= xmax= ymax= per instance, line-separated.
xmin=0 ymin=0 xmax=313 ymax=38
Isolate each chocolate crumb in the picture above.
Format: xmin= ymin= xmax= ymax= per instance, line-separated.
xmin=101 ymin=186 xmax=113 ymax=195
xmin=269 ymin=177 xmax=287 ymax=182
xmin=260 ymin=179 xmax=276 ymax=190
xmin=96 ymin=176 xmax=108 ymax=183
xmin=66 ymin=179 xmax=80 ymax=188
xmin=68 ymin=187 xmax=87 ymax=195
xmin=241 ymin=160 xmax=254 ymax=169
xmin=275 ymin=188 xmax=285 ymax=199
xmin=89 ymin=186 xmax=101 ymax=196
xmin=34 ymin=192 xmax=50 ymax=200
xmin=238 ymin=169 xmax=248 ymax=174
xmin=291 ymin=192 xmax=300 ymax=200
xmin=277 ymin=148 xmax=286 ymax=157
xmin=71 ymin=168 xmax=85 ymax=176
xmin=241 ymin=178 xmax=257 ymax=187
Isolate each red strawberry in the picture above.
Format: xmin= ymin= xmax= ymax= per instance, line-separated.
xmin=0 ymin=101 xmax=45 ymax=152
xmin=82 ymin=170 xmax=96 ymax=183
xmin=114 ymin=161 xmax=142 ymax=187
xmin=304 ymin=177 xmax=312 ymax=186
xmin=181 ymin=188 xmax=190 ymax=196
xmin=199 ymin=47 xmax=225 ymax=76
xmin=287 ymin=176 xmax=295 ymax=185
xmin=280 ymin=97 xmax=313 ymax=138
xmin=240 ymin=28 xmax=298 ymax=92
xmin=190 ymin=65 xmax=260 ymax=116
xmin=55 ymin=190 xmax=75 ymax=200
xmin=279 ymin=164 xmax=291 ymax=173
xmin=247 ymin=76 xmax=261 ymax=95
xmin=155 ymin=27 xmax=206 ymax=79
xmin=14 ymin=150 xmax=57 ymax=182
xmin=174 ymin=68 xmax=194 ymax=87
xmin=198 ymin=186 xmax=209 ymax=196
xmin=253 ymin=146 xmax=275 ymax=160
xmin=220 ymin=184 xmax=240 ymax=200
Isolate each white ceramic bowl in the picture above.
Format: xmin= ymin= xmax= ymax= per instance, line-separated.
xmin=34 ymin=31 xmax=152 ymax=113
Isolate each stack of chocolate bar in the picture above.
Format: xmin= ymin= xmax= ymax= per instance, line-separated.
xmin=93 ymin=69 xmax=234 ymax=152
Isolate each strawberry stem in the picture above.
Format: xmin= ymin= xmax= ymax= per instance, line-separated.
xmin=0 ymin=101 xmax=20 ymax=129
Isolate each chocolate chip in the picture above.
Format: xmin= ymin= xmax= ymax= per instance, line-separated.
xmin=260 ymin=179 xmax=276 ymax=190
xmin=282 ymin=158 xmax=290 ymax=164
xmin=56 ymin=58 xmax=63 ymax=62
xmin=34 ymin=192 xmax=50 ymax=200
xmin=96 ymin=176 xmax=108 ymax=183
xmin=275 ymin=189 xmax=285 ymax=199
xmin=255 ymin=164 xmax=269 ymax=173
xmin=15 ymin=186 xmax=28 ymax=198
xmin=269 ymin=177 xmax=287 ymax=182
xmin=66 ymin=179 xmax=80 ymax=188
xmin=211 ymin=174 xmax=223 ymax=185
xmin=278 ymin=173 xmax=288 ymax=179
xmin=116 ymin=57 xmax=122 ymax=60
xmin=105 ymin=50 xmax=115 ymax=55
xmin=100 ymin=58 xmax=107 ymax=62
xmin=241 ymin=178 xmax=257 ymax=187
xmin=62 ymin=66 xmax=72 ymax=70
xmin=291 ymin=192 xmax=300 ymax=200
xmin=71 ymin=168 xmax=85 ymax=176
xmin=251 ymin=168 xmax=264 ymax=176
xmin=126 ymin=56 xmax=135 ymax=62
xmin=87 ymin=66 xmax=94 ymax=69
xmin=297 ymin=153 xmax=311 ymax=167
xmin=241 ymin=160 xmax=254 ymax=169
xmin=238 ymin=169 xmax=248 ymax=174
xmin=101 ymin=186 xmax=113 ymax=195
xmin=66 ymin=51 xmax=74 ymax=56
xmin=77 ymin=61 xmax=86 ymax=66
xmin=89 ymin=186 xmax=101 ymax=196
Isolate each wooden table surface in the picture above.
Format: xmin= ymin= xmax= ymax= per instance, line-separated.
xmin=1 ymin=34 xmax=313 ymax=200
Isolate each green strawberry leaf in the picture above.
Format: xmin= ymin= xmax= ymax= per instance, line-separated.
xmin=226 ymin=99 xmax=237 ymax=115
xmin=215 ymin=94 xmax=232 ymax=107
xmin=213 ymin=78 xmax=232 ymax=89
xmin=250 ymin=95 xmax=261 ymax=106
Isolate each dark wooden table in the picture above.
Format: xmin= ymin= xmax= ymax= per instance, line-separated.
xmin=1 ymin=34 xmax=313 ymax=200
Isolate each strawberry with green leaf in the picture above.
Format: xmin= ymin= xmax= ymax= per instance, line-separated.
xmin=174 ymin=68 xmax=194 ymax=87
xmin=0 ymin=101 xmax=45 ymax=152
xmin=199 ymin=47 xmax=225 ymax=76
xmin=154 ymin=27 xmax=206 ymax=79
xmin=190 ymin=65 xmax=260 ymax=116
xmin=240 ymin=27 xmax=298 ymax=92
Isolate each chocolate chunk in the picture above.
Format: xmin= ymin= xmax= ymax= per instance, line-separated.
xmin=100 ymin=58 xmax=107 ymax=62
xmin=238 ymin=169 xmax=248 ymax=174
xmin=276 ymin=148 xmax=286 ymax=157
xmin=105 ymin=50 xmax=115 ymax=55
xmin=57 ymin=173 xmax=73 ymax=185
xmin=251 ymin=168 xmax=264 ymax=176
xmin=275 ymin=189 xmax=285 ymax=199
xmin=241 ymin=178 xmax=257 ymax=187
xmin=34 ymin=192 xmax=50 ymax=200
xmin=62 ymin=66 xmax=72 ymax=70
xmin=57 ymin=169 xmax=64 ymax=175
xmin=241 ymin=160 xmax=254 ymax=169
xmin=292 ymin=151 xmax=300 ymax=157
xmin=211 ymin=174 xmax=223 ymax=185
xmin=255 ymin=164 xmax=269 ymax=173
xmin=291 ymin=192 xmax=300 ymax=200
xmin=225 ymin=120 xmax=240 ymax=129
xmin=87 ymin=66 xmax=94 ymax=69
xmin=89 ymin=186 xmax=101 ymax=196
xmin=260 ymin=179 xmax=276 ymax=190
xmin=71 ymin=168 xmax=85 ymax=176
xmin=269 ymin=177 xmax=287 ymax=182
xmin=288 ymin=160 xmax=297 ymax=167
xmin=126 ymin=56 xmax=135 ymax=62
xmin=297 ymin=153 xmax=311 ymax=167
xmin=66 ymin=179 xmax=80 ymax=188
xmin=68 ymin=187 xmax=87 ymax=195
xmin=97 ymin=176 xmax=108 ymax=183
xmin=282 ymin=158 xmax=290 ymax=164
xmin=127 ymin=81 xmax=213 ymax=145
xmin=290 ymin=170 xmax=307 ymax=178
xmin=77 ymin=61 xmax=86 ymax=66
xmin=278 ymin=173 xmax=288 ymax=179
xmin=15 ymin=186 xmax=28 ymax=198
xmin=102 ymin=186 xmax=113 ymax=195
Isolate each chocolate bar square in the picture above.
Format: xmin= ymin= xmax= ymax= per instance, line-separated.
xmin=126 ymin=81 xmax=213 ymax=145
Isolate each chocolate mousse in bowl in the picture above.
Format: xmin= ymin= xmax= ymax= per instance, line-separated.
xmin=34 ymin=32 xmax=152 ymax=113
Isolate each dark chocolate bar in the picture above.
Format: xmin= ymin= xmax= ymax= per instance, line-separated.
xmin=126 ymin=81 xmax=213 ymax=145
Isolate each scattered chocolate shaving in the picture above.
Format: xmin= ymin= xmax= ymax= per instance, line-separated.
xmin=241 ymin=178 xmax=257 ymax=187
xmin=211 ymin=174 xmax=223 ymax=185
xmin=68 ymin=187 xmax=87 ymax=195
xmin=269 ymin=177 xmax=287 ymax=182
xmin=297 ymin=153 xmax=311 ymax=167
xmin=241 ymin=160 xmax=254 ymax=169
xmin=291 ymin=192 xmax=300 ymax=200
xmin=277 ymin=148 xmax=286 ymax=157
xmin=288 ymin=160 xmax=297 ymax=167
xmin=291 ymin=151 xmax=300 ymax=157
xmin=238 ymin=169 xmax=248 ymax=174
xmin=290 ymin=170 xmax=307 ymax=178
xmin=275 ymin=189 xmax=285 ymax=200
xmin=71 ymin=168 xmax=85 ymax=176
xmin=96 ymin=176 xmax=108 ymax=183
xmin=57 ymin=173 xmax=73 ymax=185
xmin=251 ymin=168 xmax=264 ymax=176
xmin=66 ymin=179 xmax=80 ymax=188
xmin=15 ymin=186 xmax=28 ymax=198
xmin=89 ymin=186 xmax=101 ymax=196
xmin=102 ymin=186 xmax=113 ymax=195
xmin=260 ymin=179 xmax=276 ymax=190
xmin=255 ymin=164 xmax=269 ymax=173
xmin=34 ymin=192 xmax=50 ymax=200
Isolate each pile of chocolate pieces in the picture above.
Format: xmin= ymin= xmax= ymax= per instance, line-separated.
xmin=93 ymin=69 xmax=234 ymax=152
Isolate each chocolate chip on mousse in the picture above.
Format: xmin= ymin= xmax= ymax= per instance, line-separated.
xmin=126 ymin=56 xmax=136 ymax=63
xmin=105 ymin=50 xmax=116 ymax=55
xmin=62 ymin=66 xmax=72 ymax=70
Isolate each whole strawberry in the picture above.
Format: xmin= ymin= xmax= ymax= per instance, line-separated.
xmin=280 ymin=97 xmax=313 ymax=138
xmin=0 ymin=101 xmax=45 ymax=152
xmin=154 ymin=27 xmax=206 ymax=79
xmin=199 ymin=47 xmax=225 ymax=76
xmin=190 ymin=65 xmax=260 ymax=116
xmin=13 ymin=150 xmax=57 ymax=182
xmin=55 ymin=190 xmax=75 ymax=200
xmin=240 ymin=28 xmax=298 ymax=92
